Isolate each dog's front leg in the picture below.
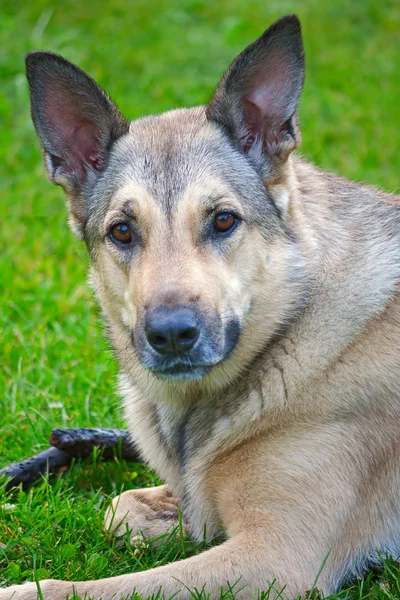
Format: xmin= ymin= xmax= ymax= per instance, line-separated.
xmin=0 ymin=531 xmax=279 ymax=600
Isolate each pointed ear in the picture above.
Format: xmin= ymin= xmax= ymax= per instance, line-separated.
xmin=206 ymin=15 xmax=304 ymax=165
xmin=26 ymin=52 xmax=129 ymax=235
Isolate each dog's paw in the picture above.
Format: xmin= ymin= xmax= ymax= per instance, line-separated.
xmin=104 ymin=486 xmax=185 ymax=545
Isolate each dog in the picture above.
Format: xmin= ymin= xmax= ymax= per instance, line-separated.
xmin=2 ymin=13 xmax=400 ymax=600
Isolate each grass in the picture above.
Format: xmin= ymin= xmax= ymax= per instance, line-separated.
xmin=0 ymin=0 xmax=399 ymax=597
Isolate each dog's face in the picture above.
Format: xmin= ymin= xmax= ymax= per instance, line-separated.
xmin=85 ymin=110 xmax=300 ymax=384
xmin=26 ymin=15 xmax=306 ymax=389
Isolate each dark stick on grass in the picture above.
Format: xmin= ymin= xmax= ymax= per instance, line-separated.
xmin=50 ymin=427 xmax=140 ymax=461
xmin=0 ymin=447 xmax=72 ymax=490
xmin=1 ymin=428 xmax=140 ymax=490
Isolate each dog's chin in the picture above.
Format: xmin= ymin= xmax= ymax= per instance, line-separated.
xmin=150 ymin=364 xmax=213 ymax=382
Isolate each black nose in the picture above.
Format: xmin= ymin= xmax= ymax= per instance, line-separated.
xmin=145 ymin=307 xmax=200 ymax=355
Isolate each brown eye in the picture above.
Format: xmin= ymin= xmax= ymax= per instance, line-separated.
xmin=214 ymin=212 xmax=238 ymax=235
xmin=109 ymin=222 xmax=133 ymax=246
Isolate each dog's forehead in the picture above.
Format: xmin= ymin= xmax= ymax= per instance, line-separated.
xmin=128 ymin=105 xmax=212 ymax=152
xmin=99 ymin=106 xmax=257 ymax=212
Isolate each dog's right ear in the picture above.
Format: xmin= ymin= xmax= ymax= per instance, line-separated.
xmin=26 ymin=52 xmax=128 ymax=237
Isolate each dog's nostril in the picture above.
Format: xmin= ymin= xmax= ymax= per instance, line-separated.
xmin=145 ymin=308 xmax=200 ymax=356
xmin=179 ymin=328 xmax=196 ymax=342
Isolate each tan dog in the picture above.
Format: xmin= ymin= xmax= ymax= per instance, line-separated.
xmin=3 ymin=13 xmax=400 ymax=600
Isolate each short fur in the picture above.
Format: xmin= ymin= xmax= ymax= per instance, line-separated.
xmin=3 ymin=13 xmax=400 ymax=600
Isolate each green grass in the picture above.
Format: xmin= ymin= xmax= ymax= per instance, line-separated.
xmin=0 ymin=0 xmax=399 ymax=597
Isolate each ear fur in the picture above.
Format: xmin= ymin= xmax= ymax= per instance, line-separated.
xmin=207 ymin=15 xmax=304 ymax=173
xmin=26 ymin=51 xmax=129 ymax=236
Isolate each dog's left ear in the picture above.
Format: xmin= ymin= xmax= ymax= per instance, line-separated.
xmin=26 ymin=51 xmax=129 ymax=237
xmin=207 ymin=15 xmax=304 ymax=170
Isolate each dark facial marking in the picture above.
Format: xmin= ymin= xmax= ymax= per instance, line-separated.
xmin=224 ymin=319 xmax=241 ymax=357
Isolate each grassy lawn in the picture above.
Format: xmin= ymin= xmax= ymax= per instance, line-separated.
xmin=1 ymin=0 xmax=400 ymax=597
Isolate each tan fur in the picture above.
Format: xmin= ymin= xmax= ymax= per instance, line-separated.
xmin=5 ymin=16 xmax=400 ymax=600
xmin=104 ymin=484 xmax=186 ymax=544
xmin=4 ymin=154 xmax=400 ymax=600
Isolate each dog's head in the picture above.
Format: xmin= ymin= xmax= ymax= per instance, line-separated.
xmin=26 ymin=15 xmax=307 ymax=392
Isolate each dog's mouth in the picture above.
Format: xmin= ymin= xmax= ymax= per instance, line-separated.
xmin=150 ymin=362 xmax=213 ymax=382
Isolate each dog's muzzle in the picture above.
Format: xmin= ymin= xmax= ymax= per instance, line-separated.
xmin=133 ymin=305 xmax=241 ymax=381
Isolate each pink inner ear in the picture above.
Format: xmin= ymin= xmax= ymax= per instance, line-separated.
xmin=44 ymin=87 xmax=103 ymax=179
xmin=71 ymin=120 xmax=103 ymax=169
xmin=241 ymin=99 xmax=262 ymax=150
xmin=242 ymin=93 xmax=283 ymax=153
xmin=240 ymin=51 xmax=295 ymax=152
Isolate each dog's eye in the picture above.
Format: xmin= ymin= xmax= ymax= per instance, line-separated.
xmin=214 ymin=212 xmax=238 ymax=236
xmin=109 ymin=222 xmax=133 ymax=246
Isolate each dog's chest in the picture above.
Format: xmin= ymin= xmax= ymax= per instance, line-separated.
xmin=123 ymin=377 xmax=276 ymax=539
xmin=122 ymin=381 xmax=254 ymax=530
xmin=149 ymin=399 xmax=230 ymax=473
xmin=123 ymin=391 xmax=197 ymax=488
